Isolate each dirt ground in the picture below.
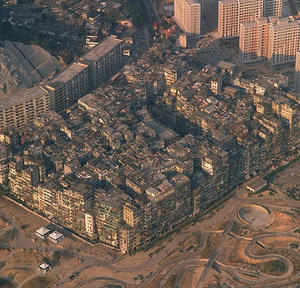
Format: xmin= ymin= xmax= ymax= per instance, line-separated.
xmin=269 ymin=210 xmax=297 ymax=231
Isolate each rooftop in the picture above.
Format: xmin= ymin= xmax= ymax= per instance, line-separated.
xmin=35 ymin=226 xmax=51 ymax=236
xmin=246 ymin=177 xmax=267 ymax=191
xmin=39 ymin=263 xmax=50 ymax=270
xmin=52 ymin=62 xmax=88 ymax=84
xmin=49 ymin=231 xmax=64 ymax=240
xmin=0 ymin=86 xmax=48 ymax=110
xmin=82 ymin=36 xmax=122 ymax=61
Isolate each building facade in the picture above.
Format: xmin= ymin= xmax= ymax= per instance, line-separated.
xmin=0 ymin=86 xmax=50 ymax=131
xmin=239 ymin=16 xmax=300 ymax=65
xmin=218 ymin=0 xmax=281 ymax=38
xmin=264 ymin=0 xmax=282 ymax=16
xmin=46 ymin=36 xmax=123 ymax=114
xmin=47 ymin=62 xmax=90 ymax=113
xmin=81 ymin=36 xmax=123 ymax=88
xmin=174 ymin=0 xmax=201 ymax=34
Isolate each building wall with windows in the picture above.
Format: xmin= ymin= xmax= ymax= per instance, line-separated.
xmin=174 ymin=0 xmax=201 ymax=34
xmin=218 ymin=0 xmax=281 ymax=38
xmin=240 ymin=16 xmax=300 ymax=65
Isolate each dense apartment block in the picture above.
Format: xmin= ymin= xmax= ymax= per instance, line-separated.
xmin=3 ymin=39 xmax=300 ymax=255
xmin=46 ymin=62 xmax=90 ymax=113
xmin=239 ymin=16 xmax=300 ymax=65
xmin=0 ymin=86 xmax=50 ymax=131
xmin=174 ymin=0 xmax=201 ymax=34
xmin=218 ymin=0 xmax=281 ymax=38
xmin=0 ymin=37 xmax=123 ymax=129
xmin=94 ymin=187 xmax=129 ymax=248
xmin=46 ymin=36 xmax=123 ymax=113
xmin=8 ymin=157 xmax=41 ymax=206
xmin=81 ymin=36 xmax=123 ymax=88
xmin=218 ymin=0 xmax=263 ymax=38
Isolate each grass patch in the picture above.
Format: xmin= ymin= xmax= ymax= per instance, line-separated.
xmin=165 ymin=273 xmax=178 ymax=288
xmin=253 ymin=248 xmax=300 ymax=277
xmin=195 ymin=231 xmax=202 ymax=245
xmin=0 ymin=228 xmax=17 ymax=245
xmin=200 ymin=233 xmax=221 ymax=259
xmin=20 ymin=276 xmax=54 ymax=288
xmin=249 ymin=186 xmax=268 ymax=196
xmin=264 ymin=154 xmax=300 ymax=181
xmin=159 ymin=249 xmax=183 ymax=266
xmin=230 ymin=221 xmax=243 ymax=235
xmin=289 ymin=243 xmax=299 ymax=249
xmin=257 ymin=260 xmax=287 ymax=276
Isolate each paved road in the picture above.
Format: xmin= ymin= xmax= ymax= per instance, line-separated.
xmin=196 ymin=214 xmax=235 ymax=286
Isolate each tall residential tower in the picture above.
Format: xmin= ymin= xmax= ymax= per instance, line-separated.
xmin=174 ymin=0 xmax=202 ymax=34
xmin=239 ymin=16 xmax=300 ymax=65
xmin=218 ymin=0 xmax=281 ymax=38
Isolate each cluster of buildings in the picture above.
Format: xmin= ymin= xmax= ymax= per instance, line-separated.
xmin=174 ymin=0 xmax=300 ymax=67
xmin=174 ymin=0 xmax=281 ymax=37
xmin=1 ymin=0 xmax=300 ymax=256
xmin=218 ymin=0 xmax=282 ymax=38
xmin=0 ymin=36 xmax=123 ymax=130
xmin=1 ymin=38 xmax=300 ymax=253
xmin=2 ymin=90 xmax=194 ymax=253
xmin=218 ymin=0 xmax=300 ymax=66
xmin=239 ymin=16 xmax=300 ymax=65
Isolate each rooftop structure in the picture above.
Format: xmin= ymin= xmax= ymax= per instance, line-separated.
xmin=52 ymin=62 xmax=89 ymax=84
xmin=35 ymin=226 xmax=51 ymax=239
xmin=48 ymin=231 xmax=64 ymax=243
xmin=82 ymin=36 xmax=123 ymax=62
xmin=246 ymin=177 xmax=267 ymax=193
xmin=38 ymin=263 xmax=51 ymax=273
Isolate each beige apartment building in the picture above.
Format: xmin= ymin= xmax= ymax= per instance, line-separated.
xmin=0 ymin=86 xmax=50 ymax=131
xmin=239 ymin=16 xmax=300 ymax=65
xmin=81 ymin=36 xmax=123 ymax=88
xmin=218 ymin=0 xmax=281 ymax=38
xmin=47 ymin=62 xmax=90 ymax=113
xmin=174 ymin=0 xmax=201 ymax=34
xmin=46 ymin=36 xmax=123 ymax=113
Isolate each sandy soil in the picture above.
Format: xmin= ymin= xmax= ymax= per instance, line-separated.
xmin=269 ymin=211 xmax=297 ymax=232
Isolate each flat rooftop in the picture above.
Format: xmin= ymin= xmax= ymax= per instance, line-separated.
xmin=0 ymin=86 xmax=48 ymax=110
xmin=246 ymin=177 xmax=267 ymax=191
xmin=52 ymin=62 xmax=88 ymax=84
xmin=82 ymin=36 xmax=122 ymax=61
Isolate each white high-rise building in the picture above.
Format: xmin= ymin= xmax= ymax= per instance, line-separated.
xmin=239 ymin=16 xmax=300 ymax=65
xmin=218 ymin=0 xmax=282 ymax=38
xmin=174 ymin=0 xmax=201 ymax=35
